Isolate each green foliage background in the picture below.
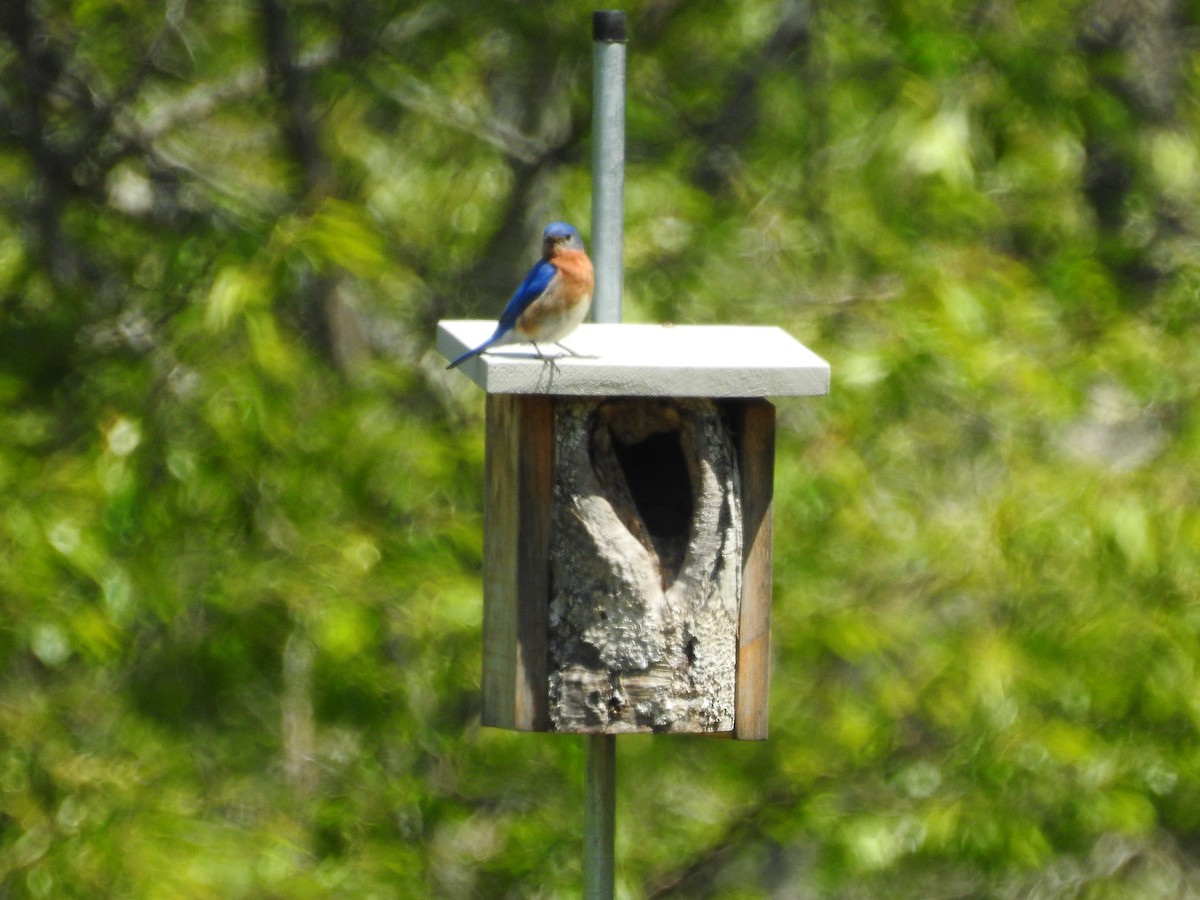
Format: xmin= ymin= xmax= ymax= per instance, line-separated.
xmin=3 ymin=0 xmax=1200 ymax=896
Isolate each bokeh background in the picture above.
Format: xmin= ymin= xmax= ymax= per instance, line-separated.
xmin=3 ymin=0 xmax=1200 ymax=896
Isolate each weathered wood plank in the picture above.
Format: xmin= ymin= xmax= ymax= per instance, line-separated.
xmin=481 ymin=393 xmax=553 ymax=730
xmin=731 ymin=399 xmax=776 ymax=740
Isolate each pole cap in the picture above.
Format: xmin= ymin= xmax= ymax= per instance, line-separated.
xmin=593 ymin=10 xmax=627 ymax=43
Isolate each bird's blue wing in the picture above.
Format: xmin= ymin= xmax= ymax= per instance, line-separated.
xmin=445 ymin=259 xmax=559 ymax=369
xmin=497 ymin=259 xmax=558 ymax=330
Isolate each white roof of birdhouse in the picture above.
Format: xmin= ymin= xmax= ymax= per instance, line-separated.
xmin=437 ymin=321 xmax=830 ymax=398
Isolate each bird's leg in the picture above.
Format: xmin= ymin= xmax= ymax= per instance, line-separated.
xmin=530 ymin=342 xmax=563 ymax=377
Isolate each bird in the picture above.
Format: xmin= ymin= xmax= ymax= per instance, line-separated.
xmin=447 ymin=221 xmax=594 ymax=369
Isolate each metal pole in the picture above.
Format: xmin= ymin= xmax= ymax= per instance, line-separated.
xmin=586 ymin=10 xmax=625 ymax=900
xmin=590 ymin=10 xmax=627 ymax=325
xmin=584 ymin=732 xmax=617 ymax=898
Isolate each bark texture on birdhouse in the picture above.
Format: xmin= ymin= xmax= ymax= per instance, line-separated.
xmin=547 ymin=398 xmax=741 ymax=733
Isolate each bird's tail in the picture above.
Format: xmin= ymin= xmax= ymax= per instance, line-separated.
xmin=446 ymin=347 xmax=482 ymax=370
xmin=446 ymin=329 xmax=504 ymax=369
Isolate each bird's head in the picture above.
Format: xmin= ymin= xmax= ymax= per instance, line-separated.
xmin=542 ymin=221 xmax=585 ymax=257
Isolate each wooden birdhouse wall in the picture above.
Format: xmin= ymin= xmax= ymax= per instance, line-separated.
xmin=480 ymin=393 xmax=775 ymax=739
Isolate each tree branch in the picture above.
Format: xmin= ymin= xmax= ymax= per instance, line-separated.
xmin=643 ymin=788 xmax=801 ymax=898
xmin=258 ymin=0 xmax=331 ymax=200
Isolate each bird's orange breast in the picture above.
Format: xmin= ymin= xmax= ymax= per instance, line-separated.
xmin=515 ymin=250 xmax=594 ymax=338
xmin=550 ymin=249 xmax=595 ymax=295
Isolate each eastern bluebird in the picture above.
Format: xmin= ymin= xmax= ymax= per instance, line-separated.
xmin=447 ymin=221 xmax=594 ymax=369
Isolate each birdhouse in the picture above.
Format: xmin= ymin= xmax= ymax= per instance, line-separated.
xmin=439 ymin=321 xmax=830 ymax=739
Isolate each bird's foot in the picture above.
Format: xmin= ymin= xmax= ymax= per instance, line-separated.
xmin=552 ymin=341 xmax=597 ymax=361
